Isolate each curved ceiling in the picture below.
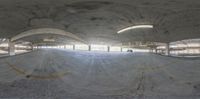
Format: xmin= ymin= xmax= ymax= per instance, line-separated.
xmin=0 ymin=0 xmax=200 ymax=45
xmin=11 ymin=28 xmax=86 ymax=43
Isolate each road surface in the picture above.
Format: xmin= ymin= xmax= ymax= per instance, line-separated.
xmin=0 ymin=49 xmax=200 ymax=99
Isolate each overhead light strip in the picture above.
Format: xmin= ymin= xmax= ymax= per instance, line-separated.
xmin=117 ymin=25 xmax=153 ymax=34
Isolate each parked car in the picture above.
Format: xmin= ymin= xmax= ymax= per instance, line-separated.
xmin=127 ymin=50 xmax=133 ymax=52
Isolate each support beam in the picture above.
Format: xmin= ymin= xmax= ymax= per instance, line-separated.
xmin=165 ymin=43 xmax=170 ymax=56
xmin=8 ymin=41 xmax=15 ymax=56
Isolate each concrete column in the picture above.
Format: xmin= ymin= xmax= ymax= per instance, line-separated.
xmin=33 ymin=45 xmax=37 ymax=50
xmin=8 ymin=41 xmax=15 ymax=56
xmin=152 ymin=49 xmax=154 ymax=53
xmin=155 ymin=47 xmax=158 ymax=54
xmin=88 ymin=45 xmax=91 ymax=51
xmin=162 ymin=50 xmax=164 ymax=54
xmin=73 ymin=45 xmax=75 ymax=50
xmin=31 ymin=45 xmax=34 ymax=50
xmin=108 ymin=46 xmax=110 ymax=52
xmin=120 ymin=47 xmax=123 ymax=52
xmin=165 ymin=43 xmax=170 ymax=56
xmin=149 ymin=48 xmax=153 ymax=53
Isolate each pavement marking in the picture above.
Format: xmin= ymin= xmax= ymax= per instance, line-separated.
xmin=5 ymin=61 xmax=26 ymax=75
xmin=5 ymin=61 xmax=70 ymax=80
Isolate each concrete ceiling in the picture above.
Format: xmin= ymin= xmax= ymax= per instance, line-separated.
xmin=0 ymin=0 xmax=200 ymax=45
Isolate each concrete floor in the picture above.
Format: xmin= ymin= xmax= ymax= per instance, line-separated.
xmin=0 ymin=49 xmax=200 ymax=99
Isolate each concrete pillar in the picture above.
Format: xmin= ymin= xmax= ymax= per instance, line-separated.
xmin=108 ymin=46 xmax=110 ymax=52
xmin=149 ymin=48 xmax=153 ymax=53
xmin=73 ymin=45 xmax=75 ymax=50
xmin=32 ymin=45 xmax=36 ymax=50
xmin=31 ymin=45 xmax=34 ymax=50
xmin=120 ymin=47 xmax=123 ymax=52
xmin=88 ymin=45 xmax=91 ymax=51
xmin=162 ymin=50 xmax=164 ymax=54
xmin=155 ymin=47 xmax=158 ymax=54
xmin=152 ymin=49 xmax=154 ymax=53
xmin=30 ymin=43 xmax=35 ymax=50
xmin=165 ymin=43 xmax=170 ymax=56
xmin=8 ymin=41 xmax=15 ymax=56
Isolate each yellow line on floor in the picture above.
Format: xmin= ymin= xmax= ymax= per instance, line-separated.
xmin=5 ymin=61 xmax=70 ymax=80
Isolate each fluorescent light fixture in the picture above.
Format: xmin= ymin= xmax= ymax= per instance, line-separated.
xmin=117 ymin=25 xmax=153 ymax=34
xmin=43 ymin=39 xmax=55 ymax=42
xmin=2 ymin=38 xmax=6 ymax=42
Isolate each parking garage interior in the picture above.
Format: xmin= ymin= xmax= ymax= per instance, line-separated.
xmin=0 ymin=0 xmax=200 ymax=99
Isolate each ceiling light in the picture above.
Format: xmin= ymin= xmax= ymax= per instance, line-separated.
xmin=43 ymin=39 xmax=55 ymax=42
xmin=117 ymin=25 xmax=153 ymax=34
xmin=2 ymin=38 xmax=6 ymax=42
